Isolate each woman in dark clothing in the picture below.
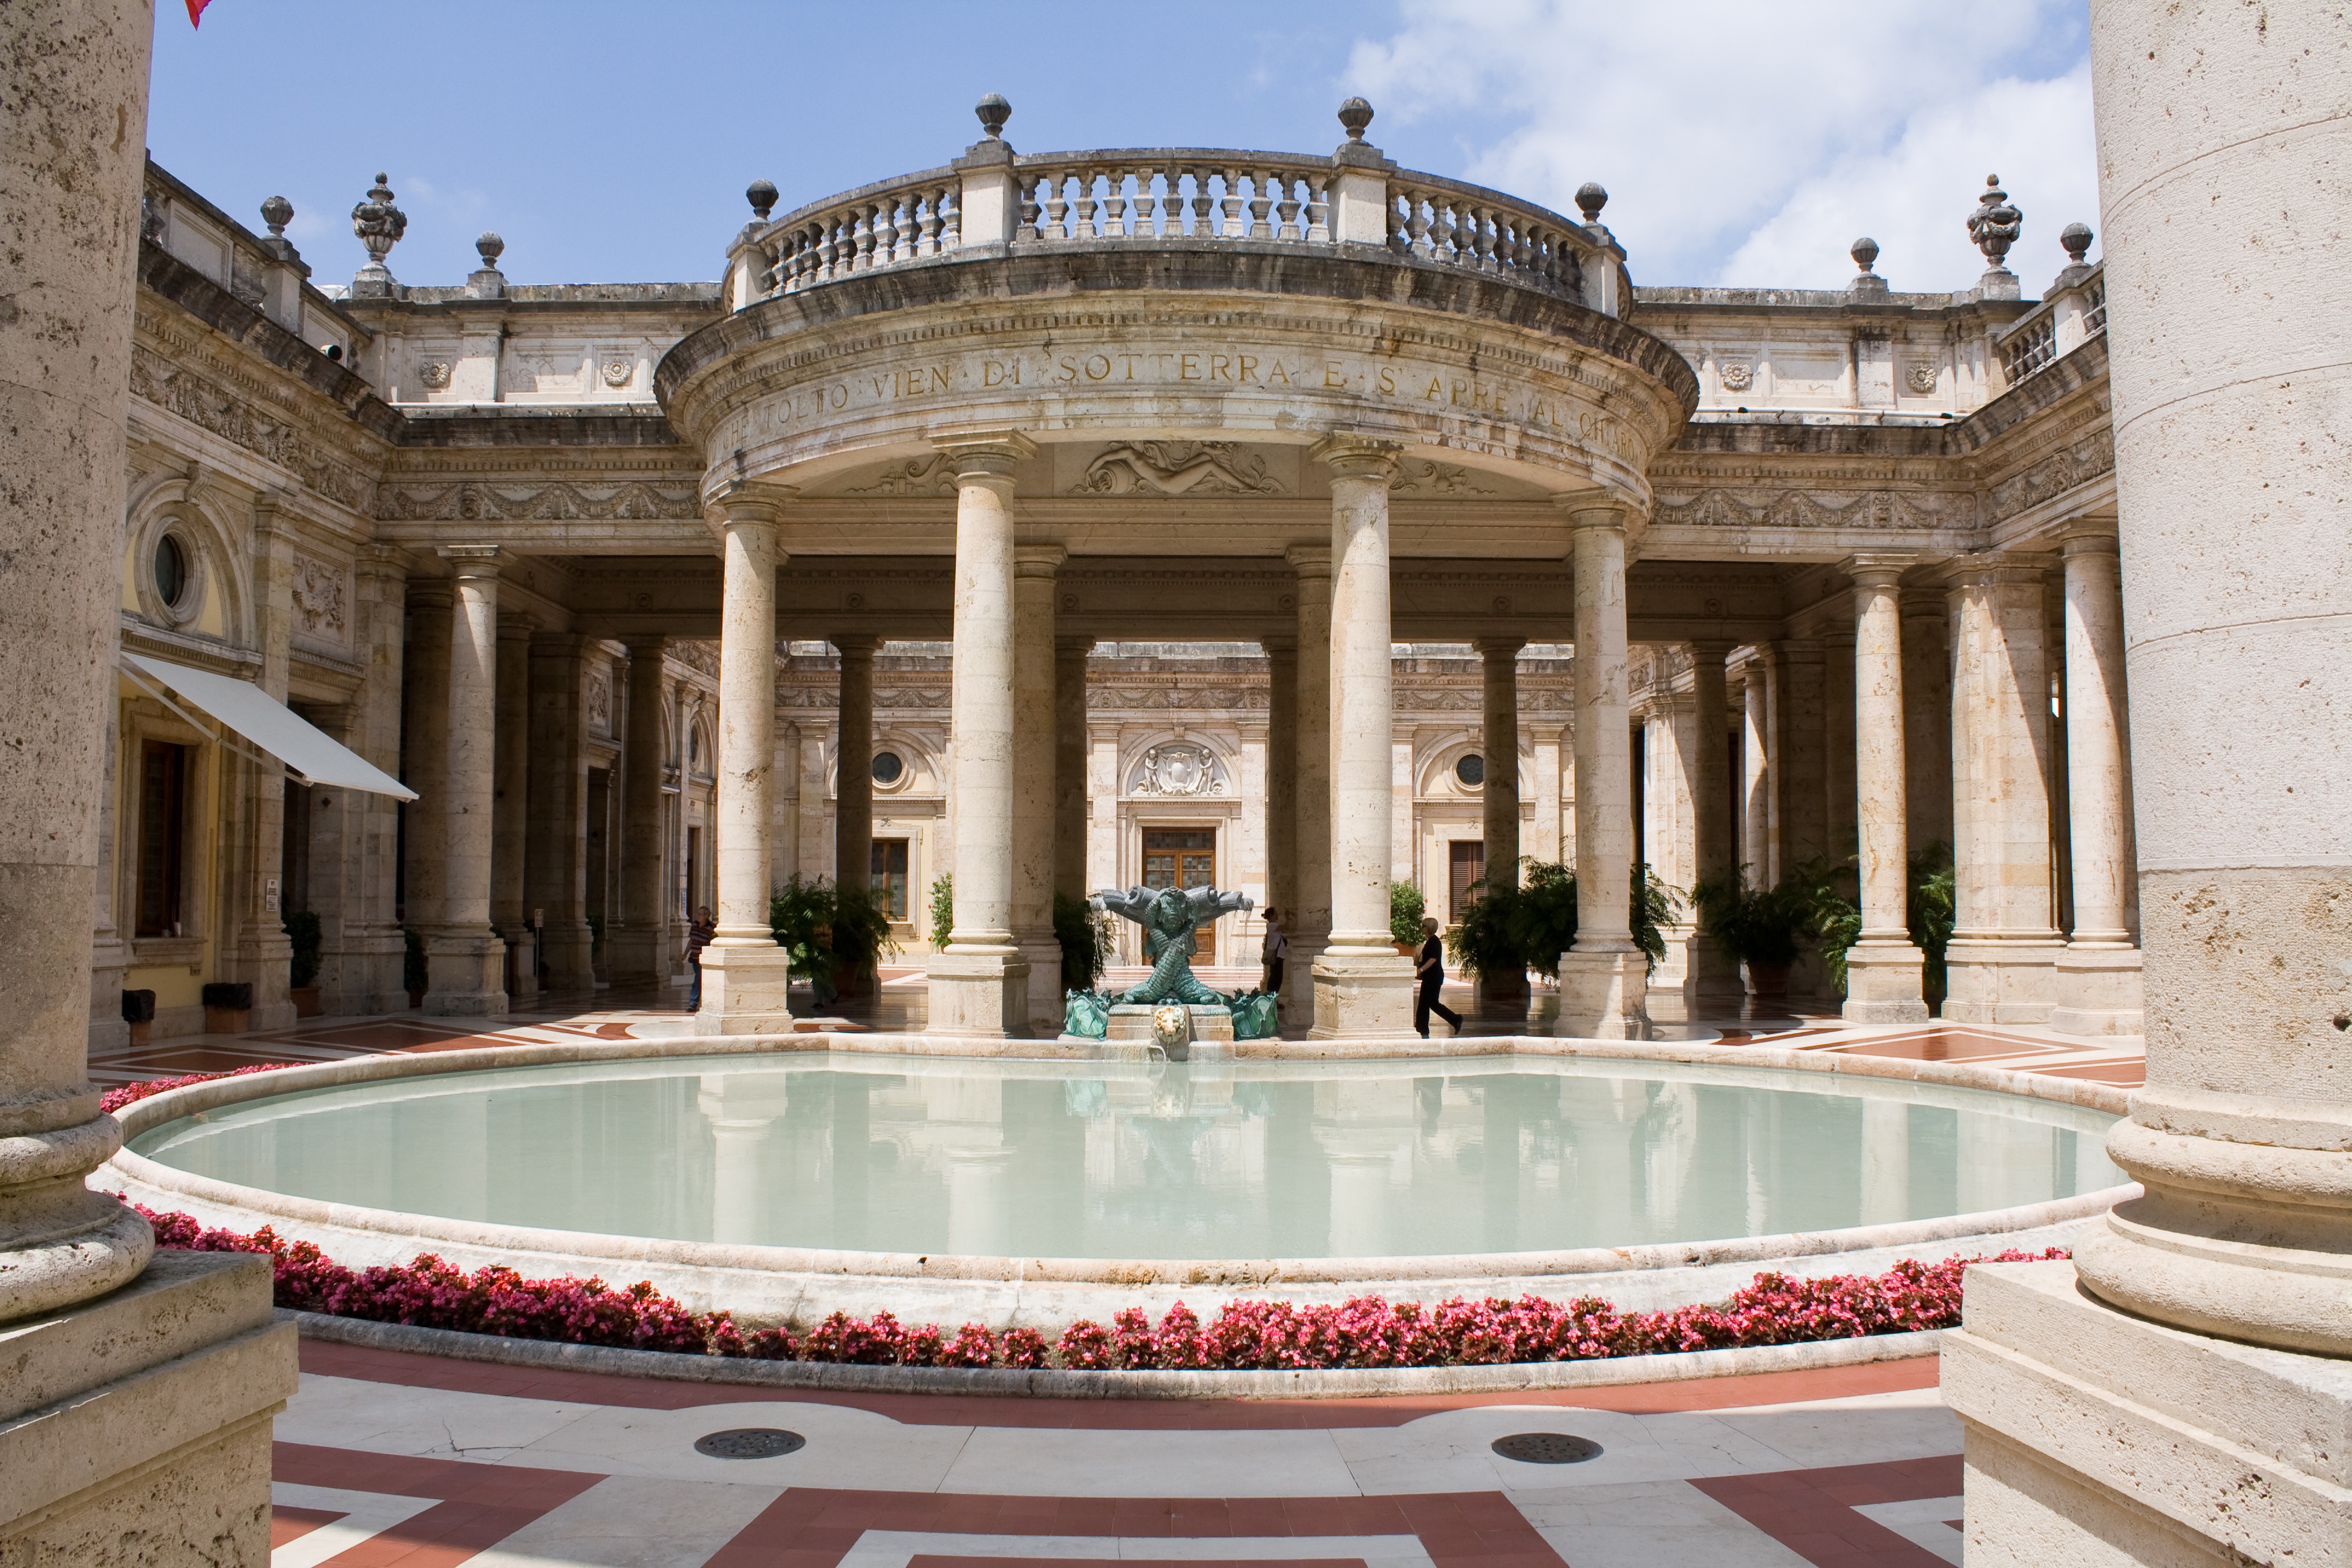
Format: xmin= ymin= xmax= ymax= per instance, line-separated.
xmin=1414 ymin=916 xmax=1461 ymax=1038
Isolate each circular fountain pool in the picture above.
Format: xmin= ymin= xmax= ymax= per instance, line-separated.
xmin=106 ymin=1044 xmax=2127 ymax=1328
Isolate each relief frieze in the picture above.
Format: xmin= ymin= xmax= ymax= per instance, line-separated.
xmin=290 ymin=553 xmax=350 ymax=644
xmin=1651 ymin=488 xmax=1971 ymax=532
xmin=1069 ymin=441 xmax=1281 ymax=497
xmin=128 ymin=343 xmax=374 ymax=512
xmin=1987 ymin=431 xmax=2114 ymax=521
xmin=378 ymin=479 xmax=701 ymax=521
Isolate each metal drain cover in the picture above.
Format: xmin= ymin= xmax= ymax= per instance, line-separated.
xmin=693 ymin=1427 xmax=806 ymax=1460
xmin=1491 ymin=1431 xmax=1603 ymax=1465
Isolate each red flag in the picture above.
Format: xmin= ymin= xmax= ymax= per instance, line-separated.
xmin=186 ymin=0 xmax=211 ymax=25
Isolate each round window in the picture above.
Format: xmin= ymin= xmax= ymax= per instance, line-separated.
xmin=153 ymin=533 xmax=189 ymax=609
xmin=1455 ymin=753 xmax=1485 ymax=788
xmin=871 ymin=750 xmax=904 ymax=785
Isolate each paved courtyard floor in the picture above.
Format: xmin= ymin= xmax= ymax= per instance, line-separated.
xmin=94 ymin=978 xmax=2141 ymax=1566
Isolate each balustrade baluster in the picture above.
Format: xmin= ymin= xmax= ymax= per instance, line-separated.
xmin=1410 ymin=195 xmax=1434 ymax=259
xmin=939 ymin=183 xmax=961 ymax=252
xmin=1305 ymin=175 xmax=1330 ymax=243
xmin=1472 ymin=206 xmax=1498 ymax=272
xmin=1074 ymin=168 xmax=1100 ymax=240
xmin=1189 ymin=167 xmax=1214 ymax=238
xmin=1103 ymin=168 xmax=1131 ymax=238
xmin=1247 ymin=169 xmax=1275 ymax=239
xmin=1220 ymin=167 xmax=1245 ymax=238
xmin=1043 ymin=174 xmax=1070 ymax=241
xmin=877 ymin=198 xmax=902 ymax=264
xmin=1017 ymin=175 xmax=1042 ymax=243
xmin=1275 ymin=175 xmax=1302 ymax=242
xmin=918 ymin=186 xmax=943 ymax=255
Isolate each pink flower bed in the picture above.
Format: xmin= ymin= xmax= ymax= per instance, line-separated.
xmin=102 ymin=1063 xmax=295 ymax=1114
xmin=138 ymin=1203 xmax=2061 ymax=1372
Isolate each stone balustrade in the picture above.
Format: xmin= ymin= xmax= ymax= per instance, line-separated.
xmin=733 ymin=102 xmax=1620 ymax=316
xmin=1995 ymin=260 xmax=2106 ymax=389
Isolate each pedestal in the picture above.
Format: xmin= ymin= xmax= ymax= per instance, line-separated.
xmin=1555 ymin=949 xmax=1648 ymax=1039
xmin=693 ymin=944 xmax=796 ymax=1036
xmin=1944 ymin=1261 xmax=2352 ymax=1565
xmin=1942 ymin=936 xmax=2063 ymax=1025
xmin=2051 ymin=944 xmax=2145 ymax=1037
xmin=1 ymin=1251 xmax=297 ymax=1565
xmin=1841 ymin=937 xmax=1932 ymax=1024
xmin=925 ymin=949 xmax=1030 ymax=1037
xmin=422 ymin=932 xmax=507 ymax=1017
xmin=1308 ymin=948 xmax=1415 ymax=1039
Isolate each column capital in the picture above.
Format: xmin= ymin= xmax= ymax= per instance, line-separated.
xmin=1471 ymin=636 xmax=1527 ymax=659
xmin=1055 ymin=633 xmax=1096 ymax=656
xmin=1686 ymin=637 xmax=1738 ymax=661
xmin=1013 ymin=541 xmax=1067 ymax=576
xmin=830 ymin=632 xmax=883 ymax=656
xmin=1308 ymin=433 xmax=1405 ymax=480
xmin=408 ymin=580 xmax=454 ymax=612
xmin=2060 ymin=521 xmax=2122 ymax=557
xmin=1285 ymin=541 xmax=1332 ymax=578
xmin=357 ymin=541 xmax=411 ymax=580
xmin=495 ymin=610 xmax=537 ymax=641
xmin=624 ymin=633 xmax=668 ymax=658
xmin=1258 ymin=633 xmax=1298 ymax=656
xmin=436 ymin=544 xmax=502 ymax=580
xmin=1553 ymin=488 xmax=1639 ymax=533
xmin=1942 ymin=550 xmax=2058 ymax=589
xmin=934 ymin=430 xmax=1036 ymax=481
xmin=1840 ymin=552 xmax=1915 ymax=589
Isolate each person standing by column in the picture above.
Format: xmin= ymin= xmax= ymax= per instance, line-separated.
xmin=685 ymin=905 xmax=714 ymax=1011
xmin=1414 ymin=917 xmax=1462 ymax=1038
xmin=1259 ymin=907 xmax=1287 ymax=999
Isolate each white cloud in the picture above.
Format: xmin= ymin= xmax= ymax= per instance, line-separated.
xmin=1344 ymin=0 xmax=2096 ymax=292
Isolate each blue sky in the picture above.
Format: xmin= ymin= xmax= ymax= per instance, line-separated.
xmin=150 ymin=1 xmax=2096 ymax=295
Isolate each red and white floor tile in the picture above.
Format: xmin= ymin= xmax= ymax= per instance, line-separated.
xmin=270 ymin=1342 xmax=1967 ymax=1566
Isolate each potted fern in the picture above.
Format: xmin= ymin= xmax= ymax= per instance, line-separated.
xmin=1689 ymin=866 xmax=1811 ymax=1001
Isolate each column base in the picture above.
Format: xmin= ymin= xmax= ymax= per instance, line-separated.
xmin=1 ymin=1250 xmax=297 ymax=1566
xmin=1841 ymin=936 xmax=1930 ymax=1024
xmin=1941 ymin=935 xmax=2063 ymax=1025
xmin=1281 ymin=931 xmax=1327 ymax=1024
xmin=539 ymin=923 xmax=595 ymax=995
xmin=2051 ymin=943 xmax=2144 ymax=1036
xmin=1944 ymin=1259 xmax=2352 ymax=1566
xmin=694 ymin=943 xmax=797 ymax=1036
xmin=1307 ymin=945 xmax=1415 ymax=1039
xmin=1555 ymin=947 xmax=1648 ymax=1039
xmin=1015 ymin=932 xmax=1067 ymax=1034
xmin=422 ymin=931 xmax=508 ymax=1018
xmin=606 ymin=927 xmax=666 ymax=990
xmin=926 ymin=948 xmax=1031 ymax=1037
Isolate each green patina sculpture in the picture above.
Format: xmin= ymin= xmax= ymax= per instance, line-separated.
xmin=1089 ymin=883 xmax=1252 ymax=1005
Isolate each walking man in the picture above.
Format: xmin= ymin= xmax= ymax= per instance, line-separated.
xmin=685 ymin=905 xmax=715 ymax=1011
xmin=1259 ymin=906 xmax=1287 ymax=999
xmin=1414 ymin=916 xmax=1462 ymax=1038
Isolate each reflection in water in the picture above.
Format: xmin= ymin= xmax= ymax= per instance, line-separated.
xmin=131 ymin=1053 xmax=2125 ymax=1261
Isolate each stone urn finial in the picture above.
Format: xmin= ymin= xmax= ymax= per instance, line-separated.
xmin=1338 ymin=97 xmax=1374 ymax=140
xmin=1851 ymin=236 xmax=1880 ymax=275
xmin=1967 ymin=174 xmax=2023 ymax=267
xmin=975 ymin=93 xmax=1011 ymax=139
xmin=746 ymin=179 xmax=778 ymax=222
xmin=350 ymin=171 xmax=407 ymax=287
xmin=1575 ymin=182 xmax=1609 ymax=224
xmin=2060 ymin=221 xmax=2094 ymax=266
xmin=260 ymin=195 xmax=293 ymax=239
xmin=475 ymin=231 xmax=505 ymax=269
xmin=466 ymin=231 xmax=506 ymax=299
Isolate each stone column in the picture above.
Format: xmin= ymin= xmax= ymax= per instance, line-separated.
xmin=1823 ymin=627 xmax=1857 ymax=861
xmin=227 ymin=496 xmax=297 ymax=1030
xmin=402 ymin=586 xmax=452 ymax=941
xmin=832 ymin=634 xmax=877 ymax=898
xmin=1739 ymin=650 xmax=1774 ymax=885
xmin=1843 ymin=560 xmax=1928 ymax=1022
xmin=491 ymin=612 xmax=536 ymax=1001
xmin=1474 ymin=636 xmax=1527 ymax=1004
xmin=527 ymin=633 xmax=593 ymax=992
xmin=1558 ymin=503 xmax=1647 ymax=1037
xmin=1 ymin=5 xmax=293 ymax=1556
xmin=1941 ymin=560 xmax=2062 ymax=1022
xmin=1949 ymin=8 xmax=2352 ymax=1562
xmin=1053 ymin=636 xmax=1091 ymax=902
xmin=926 ymin=436 xmax=1033 ymax=1036
xmin=1010 ymin=544 xmax=1063 ymax=1029
xmin=425 ymin=547 xmax=507 ymax=1015
xmin=1900 ymin=590 xmax=1954 ymax=855
xmin=317 ymin=544 xmax=409 ymax=1013
xmin=1261 ymin=635 xmax=1298 ymax=960
xmin=2051 ymin=526 xmax=2143 ymax=1034
xmin=1307 ymin=437 xmax=1414 ymax=1038
xmin=697 ymin=491 xmax=795 ymax=1033
xmin=611 ymin=638 xmax=669 ymax=987
xmin=1683 ymin=640 xmax=1742 ymax=1004
xmin=1777 ymin=638 xmax=1827 ymax=869
xmin=1286 ymin=546 xmax=1333 ymax=1021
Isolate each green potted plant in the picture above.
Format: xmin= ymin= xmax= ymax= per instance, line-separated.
xmin=1689 ymin=866 xmax=1811 ymax=1001
xmin=284 ymin=909 xmax=323 ymax=1017
xmin=928 ymin=873 xmax=954 ymax=952
xmin=1388 ymin=880 xmax=1427 ymax=955
xmin=771 ymin=874 xmax=900 ymax=1005
xmin=1907 ymin=842 xmax=1957 ymax=1012
xmin=1450 ymin=860 xmax=1680 ymax=990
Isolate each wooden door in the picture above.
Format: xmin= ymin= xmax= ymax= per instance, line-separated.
xmin=1142 ymin=827 xmax=1218 ymax=959
xmin=1449 ymin=838 xmax=1486 ymax=922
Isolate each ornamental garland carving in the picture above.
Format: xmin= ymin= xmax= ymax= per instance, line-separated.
xmin=377 ymin=479 xmax=701 ymax=521
xmin=1070 ymin=441 xmax=1281 ymax=497
xmin=844 ymin=456 xmax=961 ymax=497
xmin=1651 ymin=488 xmax=1971 ymax=532
xmin=290 ymin=554 xmax=349 ymax=640
xmin=1388 ymin=460 xmax=1498 ymax=496
xmin=1987 ymin=431 xmax=2114 ymax=521
xmin=128 ymin=344 xmax=373 ymax=511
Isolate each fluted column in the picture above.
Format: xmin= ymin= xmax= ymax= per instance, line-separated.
xmin=695 ymin=490 xmax=794 ymax=1034
xmin=1557 ymin=502 xmax=1646 ymax=1037
xmin=1474 ymin=636 xmax=1527 ymax=1004
xmin=1842 ymin=559 xmax=1928 ymax=1022
xmin=926 ymin=436 xmax=1033 ymax=1036
xmin=1948 ymin=10 xmax=2352 ymax=1562
xmin=1941 ymin=560 xmax=2063 ymax=1023
xmin=425 ymin=547 xmax=507 ymax=1016
xmin=1305 ymin=437 xmax=1413 ymax=1037
xmin=1286 ymin=546 xmax=1333 ymax=1021
xmin=612 ymin=638 xmax=669 ymax=987
xmin=492 ymin=612 xmax=537 ymax=999
xmin=1684 ymin=640 xmax=1742 ymax=1004
xmin=833 ymin=634 xmax=878 ymax=898
xmin=1011 ymin=544 xmax=1064 ymax=1028
xmin=2051 ymin=526 xmax=2143 ymax=1034
xmin=1053 ymin=636 xmax=1091 ymax=902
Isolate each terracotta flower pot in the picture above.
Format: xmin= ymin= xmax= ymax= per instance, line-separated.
xmin=290 ymin=985 xmax=323 ymax=1019
xmin=126 ymin=1020 xmax=151 ymax=1048
xmin=1746 ymin=961 xmax=1794 ymax=1001
xmin=203 ymin=1005 xmax=250 ymax=1036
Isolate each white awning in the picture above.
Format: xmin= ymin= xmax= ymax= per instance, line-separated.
xmin=121 ymin=652 xmax=418 ymax=801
